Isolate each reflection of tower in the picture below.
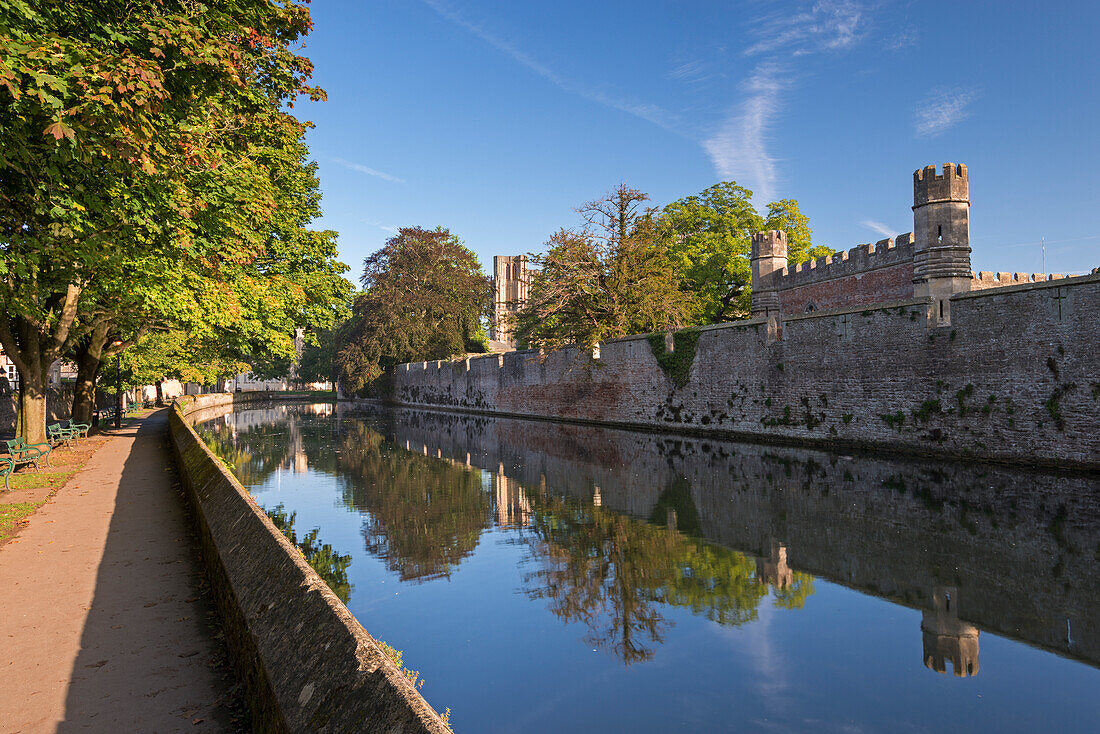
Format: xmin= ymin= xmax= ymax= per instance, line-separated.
xmin=493 ymin=470 xmax=531 ymax=528
xmin=756 ymin=540 xmax=793 ymax=589
xmin=281 ymin=412 xmax=308 ymax=474
xmin=593 ymin=485 xmax=602 ymax=507
xmin=922 ymin=586 xmax=980 ymax=677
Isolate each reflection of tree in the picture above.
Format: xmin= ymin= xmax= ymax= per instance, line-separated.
xmin=195 ymin=406 xmax=340 ymax=487
xmin=772 ymin=574 xmax=815 ymax=609
xmin=649 ymin=478 xmax=702 ymax=535
xmin=522 ymin=481 xmax=815 ymax=665
xmin=337 ymin=422 xmax=492 ymax=582
xmin=267 ymin=504 xmax=353 ymax=604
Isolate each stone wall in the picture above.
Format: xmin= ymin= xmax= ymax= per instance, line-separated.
xmin=395 ymin=273 xmax=1100 ymax=470
xmin=0 ymin=385 xmax=74 ymax=436
xmin=170 ymin=393 xmax=450 ymax=734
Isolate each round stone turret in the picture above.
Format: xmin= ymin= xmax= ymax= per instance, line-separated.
xmin=750 ymin=230 xmax=788 ymax=318
xmin=912 ymin=163 xmax=972 ymax=321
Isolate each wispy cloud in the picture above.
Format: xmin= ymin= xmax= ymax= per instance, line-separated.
xmin=915 ymin=87 xmax=976 ymax=137
xmin=743 ymin=0 xmax=865 ymax=57
xmin=704 ymin=1 xmax=869 ymax=205
xmin=703 ymin=64 xmax=784 ymax=204
xmin=885 ymin=28 xmax=918 ymax=50
xmin=361 ymin=218 xmax=399 ymax=234
xmin=860 ymin=219 xmax=900 ymax=238
xmin=666 ymin=58 xmax=716 ymax=85
xmin=423 ymin=0 xmax=873 ymax=207
xmin=422 ymin=0 xmax=683 ymax=134
xmin=329 ymin=156 xmax=406 ymax=183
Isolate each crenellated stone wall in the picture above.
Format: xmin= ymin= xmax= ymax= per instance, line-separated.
xmin=394 ymin=273 xmax=1100 ymax=470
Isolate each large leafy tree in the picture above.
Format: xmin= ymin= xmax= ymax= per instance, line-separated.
xmin=659 ymin=184 xmax=832 ymax=323
xmin=514 ymin=184 xmax=695 ymax=350
xmin=337 ymin=227 xmax=490 ymax=394
xmin=0 ymin=0 xmax=347 ymax=440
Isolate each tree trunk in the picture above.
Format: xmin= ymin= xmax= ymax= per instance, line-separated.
xmin=0 ymin=284 xmax=85 ymax=444
xmin=15 ymin=365 xmax=48 ymax=445
xmin=70 ymin=321 xmax=110 ymax=424
xmin=155 ymin=380 xmax=165 ymax=406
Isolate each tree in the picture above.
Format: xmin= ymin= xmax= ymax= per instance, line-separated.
xmin=658 ymin=184 xmax=833 ymax=323
xmin=337 ymin=227 xmax=490 ymax=394
xmin=0 ymin=1 xmax=340 ymax=442
xmin=765 ymin=198 xmax=832 ymax=266
xmin=514 ymin=185 xmax=695 ymax=349
xmin=297 ymin=327 xmax=340 ymax=389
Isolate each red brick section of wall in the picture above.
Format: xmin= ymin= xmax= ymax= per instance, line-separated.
xmin=779 ymin=262 xmax=914 ymax=314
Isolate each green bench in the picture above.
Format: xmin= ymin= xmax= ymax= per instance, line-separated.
xmin=65 ymin=419 xmax=91 ymax=438
xmin=47 ymin=422 xmax=79 ymax=447
xmin=3 ymin=438 xmax=52 ymax=472
xmin=1 ymin=456 xmax=12 ymax=491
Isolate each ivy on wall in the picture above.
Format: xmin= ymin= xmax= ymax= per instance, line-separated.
xmin=647 ymin=329 xmax=701 ymax=388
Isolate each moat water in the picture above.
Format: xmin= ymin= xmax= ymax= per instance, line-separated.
xmin=196 ymin=402 xmax=1100 ymax=733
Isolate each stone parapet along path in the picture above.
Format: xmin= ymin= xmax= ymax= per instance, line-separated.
xmin=0 ymin=411 xmax=244 ymax=733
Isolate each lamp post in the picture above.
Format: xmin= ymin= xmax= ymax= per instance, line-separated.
xmin=112 ymin=340 xmax=123 ymax=429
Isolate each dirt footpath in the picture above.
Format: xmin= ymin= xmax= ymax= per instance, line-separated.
xmin=0 ymin=411 xmax=245 ymax=733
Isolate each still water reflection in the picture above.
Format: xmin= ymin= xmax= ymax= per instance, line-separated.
xmin=195 ymin=402 xmax=1100 ymax=733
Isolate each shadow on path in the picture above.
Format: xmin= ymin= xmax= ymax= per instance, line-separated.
xmin=59 ymin=411 xmax=245 ymax=732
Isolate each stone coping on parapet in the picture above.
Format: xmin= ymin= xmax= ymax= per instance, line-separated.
xmin=169 ymin=392 xmax=451 ymax=734
xmin=397 ymin=318 xmax=775 ymax=372
xmin=779 ymin=297 xmax=932 ymax=324
xmin=953 ymin=271 xmax=1100 ymax=300
xmin=601 ymin=316 xmax=772 ymax=345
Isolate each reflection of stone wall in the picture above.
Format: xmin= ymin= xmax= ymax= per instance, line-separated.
xmin=383 ymin=407 xmax=1100 ymax=670
xmin=395 ymin=274 xmax=1100 ymax=469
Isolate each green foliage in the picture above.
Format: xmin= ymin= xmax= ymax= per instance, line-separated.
xmin=0 ymin=0 xmax=350 ymax=441
xmin=658 ymin=181 xmax=761 ymax=323
xmin=646 ymin=328 xmax=701 ymax=388
xmin=337 ymin=228 xmax=489 ymax=394
xmin=658 ymin=187 xmax=831 ymax=324
xmin=1045 ymin=383 xmax=1076 ymax=431
xmin=912 ymin=399 xmax=943 ymax=423
xmin=515 ymin=185 xmax=696 ymax=349
xmin=377 ymin=640 xmax=424 ymax=689
xmin=956 ymin=383 xmax=974 ymax=416
xmin=881 ymin=411 xmax=905 ymax=430
xmin=266 ymin=504 xmax=353 ymax=604
xmin=296 ymin=327 xmax=339 ymax=387
xmin=765 ymin=199 xmax=833 ymax=265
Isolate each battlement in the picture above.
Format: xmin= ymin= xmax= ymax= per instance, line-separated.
xmin=970 ymin=271 xmax=1067 ymax=291
xmin=751 ymin=230 xmax=788 ymax=258
xmin=913 ymin=162 xmax=969 ymax=207
xmin=768 ymin=233 xmax=915 ymax=289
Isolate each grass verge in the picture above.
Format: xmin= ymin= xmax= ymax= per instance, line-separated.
xmin=1 ymin=435 xmax=105 ymax=545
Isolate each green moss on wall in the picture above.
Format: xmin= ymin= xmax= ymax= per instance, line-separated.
xmin=647 ymin=328 xmax=701 ymax=388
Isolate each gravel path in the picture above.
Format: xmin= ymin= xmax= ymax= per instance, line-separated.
xmin=0 ymin=411 xmax=245 ymax=733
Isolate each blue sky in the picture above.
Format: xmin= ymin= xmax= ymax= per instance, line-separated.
xmin=300 ymin=0 xmax=1100 ymax=279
